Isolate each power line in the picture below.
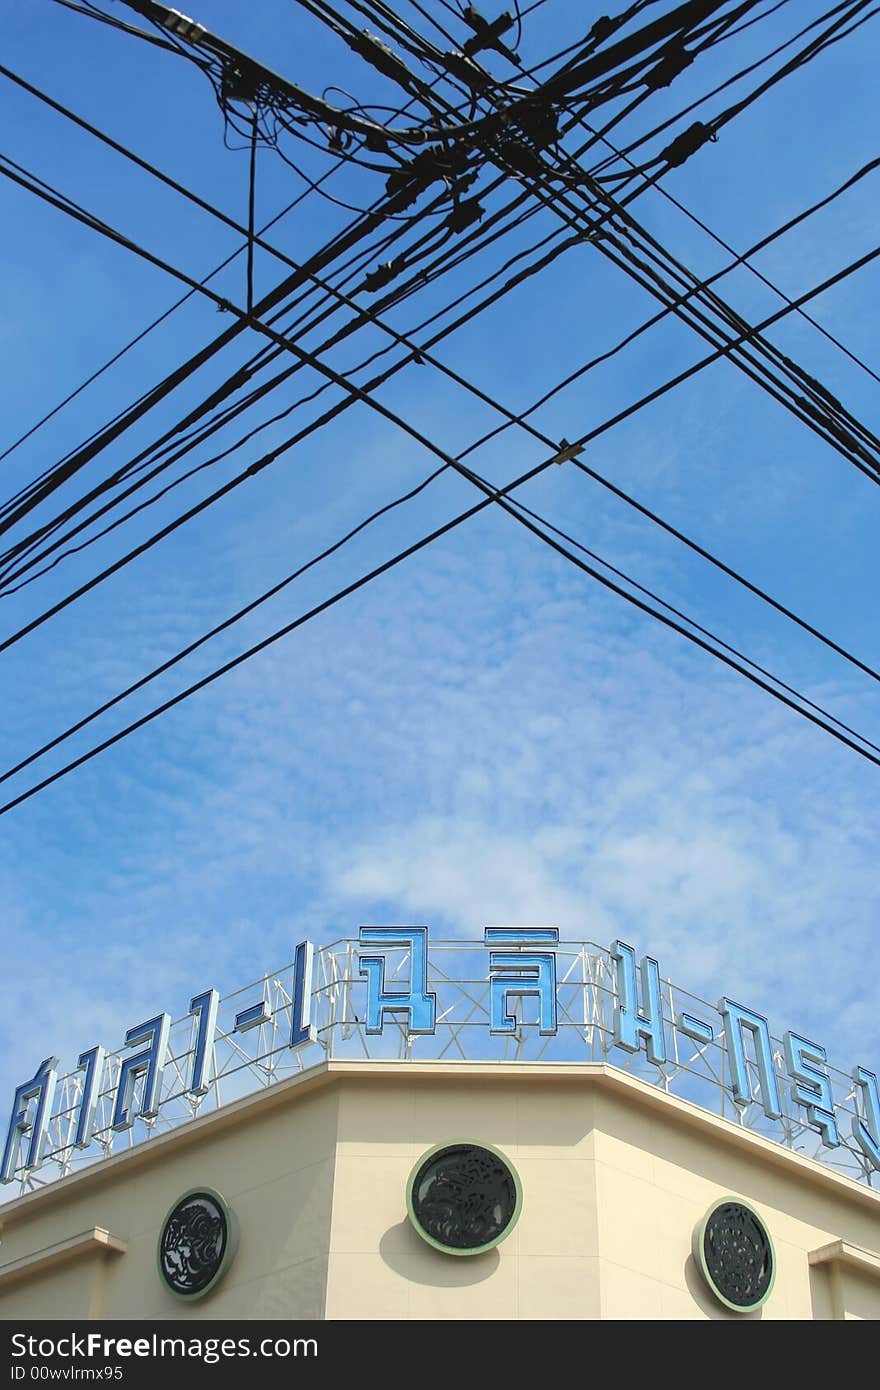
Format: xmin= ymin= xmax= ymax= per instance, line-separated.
xmin=6 ymin=426 xmax=880 ymax=819
xmin=0 ymin=451 xmax=562 ymax=819
xmin=3 ymin=0 xmax=877 ymax=803
xmin=2 ymin=139 xmax=877 ymax=664
xmin=5 ymin=5 xmax=867 ymax=581
xmin=0 ymin=0 xmax=808 ymax=545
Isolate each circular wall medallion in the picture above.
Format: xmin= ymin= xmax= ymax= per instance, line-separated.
xmin=693 ymin=1198 xmax=775 ymax=1312
xmin=406 ymin=1140 xmax=522 ymax=1256
xmin=158 ymin=1188 xmax=238 ymax=1299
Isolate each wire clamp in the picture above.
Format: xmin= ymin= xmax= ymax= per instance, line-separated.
xmin=553 ymin=438 xmax=583 ymax=465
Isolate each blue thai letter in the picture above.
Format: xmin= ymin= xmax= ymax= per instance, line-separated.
xmin=852 ymin=1066 xmax=880 ymax=1171
xmin=359 ymin=927 xmax=436 ymax=1034
xmin=485 ymin=928 xmax=558 ymax=1034
xmin=1 ymin=1057 xmax=59 ymax=1183
xmin=719 ymin=999 xmax=781 ymax=1119
xmin=112 ymin=1013 xmax=170 ymax=1131
xmin=783 ymin=1032 xmax=838 ymax=1146
xmin=612 ymin=940 xmax=666 ymax=1064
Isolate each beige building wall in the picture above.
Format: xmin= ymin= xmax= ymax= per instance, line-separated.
xmin=1 ymin=1062 xmax=878 ymax=1320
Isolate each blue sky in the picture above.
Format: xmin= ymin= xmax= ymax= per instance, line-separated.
xmin=1 ymin=0 xmax=878 ymax=1116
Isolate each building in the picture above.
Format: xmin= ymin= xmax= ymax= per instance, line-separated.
xmin=1 ymin=934 xmax=878 ymax=1319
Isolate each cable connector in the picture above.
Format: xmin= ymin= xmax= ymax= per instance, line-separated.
xmin=784 ymin=358 xmax=844 ymax=414
xmin=360 ymin=258 xmax=403 ymax=293
xmin=659 ymin=121 xmax=716 ymax=169
xmin=553 ymin=438 xmax=584 ymax=465
xmin=644 ymin=44 xmax=693 ymax=91
xmin=344 ymin=30 xmax=419 ymax=94
xmin=158 ymin=7 xmax=206 ymax=43
xmin=588 ymin=15 xmax=615 ymax=46
xmin=515 ymin=101 xmax=559 ymax=146
xmin=221 ymin=60 xmax=260 ymax=103
xmin=443 ymin=50 xmax=493 ymax=93
xmin=461 ymin=6 xmax=518 ymax=63
xmin=501 ymin=140 xmax=547 ymax=178
xmin=444 ymin=198 xmax=485 ymax=233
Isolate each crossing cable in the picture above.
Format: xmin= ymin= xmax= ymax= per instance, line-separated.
xmin=4 ymin=424 xmax=880 ymax=821
xmin=0 ymin=39 xmax=488 ymax=472
xmin=589 ymin=0 xmax=876 ymax=183
xmin=5 ymin=138 xmax=878 ymax=603
xmin=502 ymin=489 xmax=880 ymax=747
xmin=335 ymin=0 xmax=880 ymax=467
xmin=1 ymin=214 xmax=877 ymax=675
xmin=0 ymin=147 xmax=468 ymax=534
xmin=7 ymin=183 xmax=878 ymax=698
xmin=587 ymin=123 xmax=880 ymax=389
xmin=0 ymin=4 xmax=811 ymax=547
xmin=0 ymin=2 xmax=794 ymax=529
xmin=450 ymin=29 xmax=880 ymax=482
xmin=0 ymin=23 xmax=585 ymax=534
xmin=0 ymin=168 xmax=573 ymax=573
xmin=6 ymin=1 xmax=873 ymax=575
xmin=518 ymin=3 xmax=880 ymax=419
xmin=486 ymin=489 xmax=880 ymax=768
xmin=0 ymin=13 xmax=874 ymax=802
xmin=3 ymin=129 xmax=873 ymax=636
xmin=3 ymin=43 xmax=873 ymax=594
xmin=0 ymin=39 xmax=683 ymax=564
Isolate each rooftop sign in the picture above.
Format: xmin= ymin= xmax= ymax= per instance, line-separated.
xmin=2 ymin=930 xmax=878 ymax=1194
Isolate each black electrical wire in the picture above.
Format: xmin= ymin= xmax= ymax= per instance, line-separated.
xmin=0 ymin=141 xmax=466 ymax=533
xmin=589 ymin=124 xmax=880 ymax=388
xmin=0 ymin=451 xmax=563 ymax=819
xmin=338 ymin=0 xmax=876 ymax=478
xmin=3 ymin=223 xmax=877 ymax=667
xmin=8 ymin=48 xmax=878 ymax=589
xmin=0 ymin=44 xmax=472 ymax=471
xmin=48 ymin=0 xmax=208 ymax=60
xmin=587 ymin=0 xmax=869 ymax=181
xmin=490 ymin=489 xmax=880 ymax=769
xmin=0 ymin=219 xmax=579 ymax=594
xmin=0 ymin=156 xmax=356 ymax=470
xmin=5 ymin=0 xmax=873 ymax=608
xmin=114 ymin=0 xmax=746 ymax=150
xmin=477 ymin=61 xmax=880 ymax=477
xmin=0 ymin=2 xmax=873 ymax=806
xmin=0 ymin=232 xmax=587 ymax=651
xmin=0 ymin=0 xmax=786 ymax=527
xmin=5 ymin=422 xmax=880 ymax=820
xmin=3 ymin=36 xmax=645 ymax=558
xmin=503 ymin=490 xmax=880 ymax=749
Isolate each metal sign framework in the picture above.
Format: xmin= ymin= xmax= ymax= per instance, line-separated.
xmin=3 ymin=935 xmax=878 ymax=1197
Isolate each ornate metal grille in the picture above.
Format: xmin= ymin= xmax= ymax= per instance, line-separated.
xmin=159 ymin=1191 xmax=230 ymax=1296
xmin=409 ymin=1143 xmax=519 ymax=1252
xmin=699 ymin=1201 xmax=774 ymax=1310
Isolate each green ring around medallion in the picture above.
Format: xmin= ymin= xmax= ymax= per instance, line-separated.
xmin=156 ymin=1185 xmax=239 ymax=1301
xmin=692 ymin=1195 xmax=776 ymax=1314
xmin=406 ymin=1138 xmax=523 ymax=1257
